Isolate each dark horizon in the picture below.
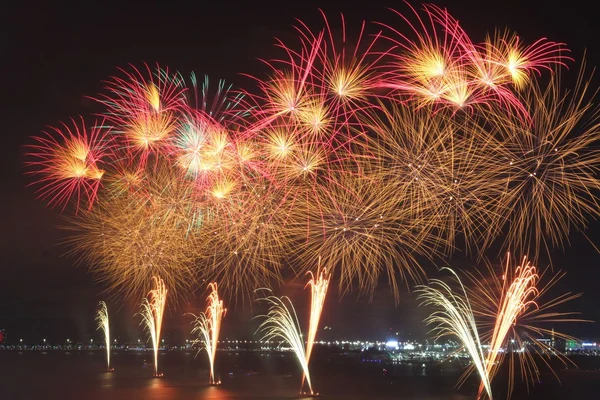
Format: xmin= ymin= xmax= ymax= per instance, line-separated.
xmin=2 ymin=0 xmax=600 ymax=343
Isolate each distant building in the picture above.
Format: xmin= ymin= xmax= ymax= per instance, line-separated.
xmin=566 ymin=339 xmax=600 ymax=351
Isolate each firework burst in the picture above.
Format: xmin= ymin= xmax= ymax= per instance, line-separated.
xmin=490 ymin=65 xmax=600 ymax=260
xmin=287 ymin=172 xmax=431 ymax=300
xmin=62 ymin=175 xmax=201 ymax=301
xmin=364 ymin=103 xmax=507 ymax=256
xmin=97 ymin=64 xmax=186 ymax=164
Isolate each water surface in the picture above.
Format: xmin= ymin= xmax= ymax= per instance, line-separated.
xmin=0 ymin=351 xmax=597 ymax=399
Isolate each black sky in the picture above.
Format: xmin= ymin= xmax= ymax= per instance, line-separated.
xmin=1 ymin=0 xmax=600 ymax=343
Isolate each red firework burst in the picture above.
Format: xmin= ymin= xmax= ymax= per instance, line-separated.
xmin=26 ymin=117 xmax=113 ymax=212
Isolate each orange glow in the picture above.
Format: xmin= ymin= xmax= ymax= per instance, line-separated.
xmin=146 ymin=83 xmax=161 ymax=112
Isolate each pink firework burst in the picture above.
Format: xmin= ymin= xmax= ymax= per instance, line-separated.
xmin=26 ymin=117 xmax=113 ymax=212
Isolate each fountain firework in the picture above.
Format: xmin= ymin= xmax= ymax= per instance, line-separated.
xmin=468 ymin=254 xmax=585 ymax=398
xmin=302 ymin=262 xmax=330 ymax=391
xmin=256 ymin=292 xmax=315 ymax=395
xmin=189 ymin=282 xmax=227 ymax=385
xmin=95 ymin=301 xmax=112 ymax=372
xmin=139 ymin=276 xmax=168 ymax=377
xmin=477 ymin=256 xmax=538 ymax=398
xmin=420 ymin=256 xmax=585 ymax=399
xmin=417 ymin=268 xmax=493 ymax=399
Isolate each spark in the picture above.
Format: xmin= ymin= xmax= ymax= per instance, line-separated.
xmin=189 ymin=283 xmax=227 ymax=385
xmin=95 ymin=301 xmax=112 ymax=372
xmin=138 ymin=277 xmax=168 ymax=377
xmin=256 ymin=291 xmax=315 ymax=395
xmin=302 ymin=261 xmax=330 ymax=390
xmin=468 ymin=254 xmax=586 ymax=398
xmin=417 ymin=268 xmax=493 ymax=399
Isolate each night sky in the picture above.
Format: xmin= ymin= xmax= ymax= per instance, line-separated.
xmin=2 ymin=0 xmax=600 ymax=344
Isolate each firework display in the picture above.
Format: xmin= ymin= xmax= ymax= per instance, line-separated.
xmin=468 ymin=255 xmax=584 ymax=398
xmin=256 ymin=291 xmax=315 ymax=395
xmin=417 ymin=268 xmax=493 ymax=399
xmin=189 ymin=283 xmax=227 ymax=385
xmin=25 ymin=4 xmax=600 ymax=303
xmin=95 ymin=301 xmax=112 ymax=372
xmin=418 ymin=255 xmax=584 ymax=399
xmin=303 ymin=263 xmax=330 ymax=389
xmin=24 ymin=2 xmax=600 ymax=396
xmin=138 ymin=277 xmax=168 ymax=377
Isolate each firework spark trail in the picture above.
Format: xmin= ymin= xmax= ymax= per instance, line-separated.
xmin=256 ymin=291 xmax=314 ymax=395
xmin=466 ymin=254 xmax=586 ymax=398
xmin=24 ymin=4 xmax=600 ymax=320
xmin=301 ymin=261 xmax=330 ymax=389
xmin=138 ymin=276 xmax=168 ymax=377
xmin=95 ymin=301 xmax=111 ymax=371
xmin=490 ymin=63 xmax=600 ymax=261
xmin=417 ymin=268 xmax=493 ymax=400
xmin=419 ymin=255 xmax=585 ymax=399
xmin=477 ymin=255 xmax=538 ymax=398
xmin=189 ymin=283 xmax=227 ymax=385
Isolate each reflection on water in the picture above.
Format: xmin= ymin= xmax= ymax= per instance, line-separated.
xmin=0 ymin=351 xmax=598 ymax=399
xmin=143 ymin=376 xmax=179 ymax=400
xmin=98 ymin=370 xmax=116 ymax=389
xmin=143 ymin=375 xmax=238 ymax=400
xmin=202 ymin=385 xmax=235 ymax=399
